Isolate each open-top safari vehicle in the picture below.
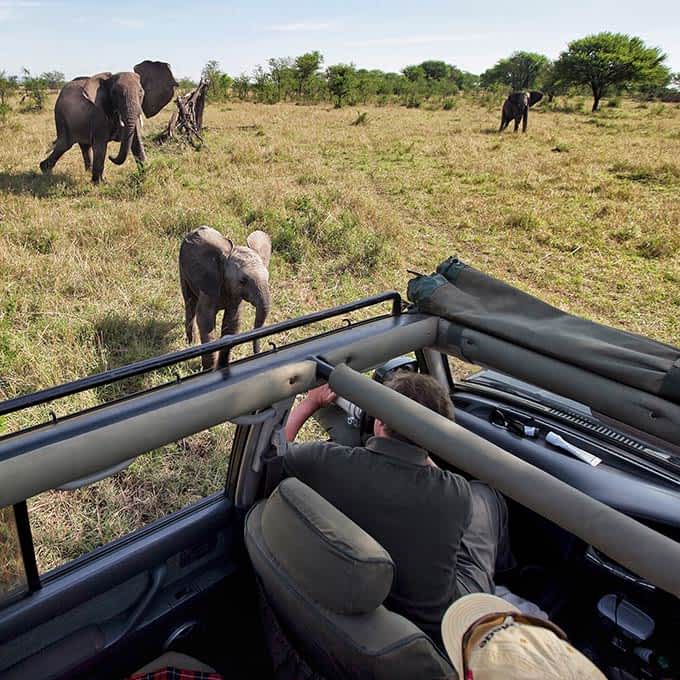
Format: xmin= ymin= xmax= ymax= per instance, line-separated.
xmin=0 ymin=258 xmax=679 ymax=680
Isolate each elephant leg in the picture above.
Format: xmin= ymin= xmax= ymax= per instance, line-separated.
xmin=132 ymin=127 xmax=147 ymax=165
xmin=40 ymin=137 xmax=73 ymax=174
xmin=196 ymin=294 xmax=218 ymax=370
xmin=522 ymin=109 xmax=528 ymax=133
xmin=513 ymin=117 xmax=520 ymax=132
xmin=181 ymin=280 xmax=198 ymax=344
xmin=79 ymin=144 xmax=92 ymax=172
xmin=216 ymin=302 xmax=242 ymax=368
xmin=91 ymin=140 xmax=108 ymax=184
xmin=499 ymin=115 xmax=509 ymax=132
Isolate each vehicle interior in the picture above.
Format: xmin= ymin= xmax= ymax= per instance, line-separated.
xmin=1 ymin=281 xmax=679 ymax=680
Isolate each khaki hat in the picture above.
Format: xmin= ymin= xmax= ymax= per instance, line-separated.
xmin=441 ymin=593 xmax=606 ymax=679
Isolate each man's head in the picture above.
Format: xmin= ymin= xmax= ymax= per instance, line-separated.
xmin=373 ymin=370 xmax=454 ymax=440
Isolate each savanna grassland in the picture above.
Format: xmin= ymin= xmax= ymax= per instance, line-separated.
xmin=1 ymin=94 xmax=679 ymax=579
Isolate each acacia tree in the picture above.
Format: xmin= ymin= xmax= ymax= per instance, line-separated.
xmin=554 ymin=33 xmax=669 ymax=111
xmin=233 ymin=73 xmax=250 ymax=100
xmin=294 ymin=51 xmax=323 ymax=100
xmin=480 ymin=52 xmax=550 ymax=90
xmin=267 ymin=57 xmax=295 ymax=102
xmin=326 ymin=64 xmax=356 ymax=107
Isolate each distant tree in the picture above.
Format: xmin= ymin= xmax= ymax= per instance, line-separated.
xmin=267 ymin=57 xmax=295 ymax=102
xmin=202 ymin=60 xmax=232 ymax=101
xmin=233 ymin=73 xmax=250 ymax=100
xmin=326 ymin=64 xmax=356 ymax=107
xmin=480 ymin=52 xmax=550 ymax=90
xmin=177 ymin=77 xmax=198 ymax=92
xmin=0 ymin=71 xmax=19 ymax=106
xmin=252 ymin=65 xmax=276 ymax=103
xmin=402 ymin=65 xmax=425 ymax=83
xmin=294 ymin=51 xmax=323 ymax=100
xmin=420 ymin=60 xmax=450 ymax=81
xmin=448 ymin=66 xmax=478 ymax=91
xmin=672 ymin=73 xmax=680 ymax=89
xmin=20 ymin=68 xmax=47 ymax=111
xmin=40 ymin=70 xmax=65 ymax=90
xmin=554 ymin=33 xmax=669 ymax=111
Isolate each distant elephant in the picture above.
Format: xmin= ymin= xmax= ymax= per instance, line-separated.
xmin=179 ymin=226 xmax=272 ymax=370
xmin=499 ymin=91 xmax=543 ymax=133
xmin=40 ymin=61 xmax=177 ymax=183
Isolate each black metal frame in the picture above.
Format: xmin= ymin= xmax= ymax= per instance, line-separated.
xmin=0 ymin=291 xmax=402 ymax=419
xmin=13 ymin=502 xmax=41 ymax=592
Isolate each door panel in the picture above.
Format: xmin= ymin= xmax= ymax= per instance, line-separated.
xmin=0 ymin=495 xmax=237 ymax=678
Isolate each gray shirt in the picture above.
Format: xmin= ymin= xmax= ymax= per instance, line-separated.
xmin=284 ymin=436 xmax=472 ymax=642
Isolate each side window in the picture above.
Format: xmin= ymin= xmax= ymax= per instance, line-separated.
xmin=0 ymin=506 xmax=27 ymax=602
xmin=28 ymin=421 xmax=236 ymax=575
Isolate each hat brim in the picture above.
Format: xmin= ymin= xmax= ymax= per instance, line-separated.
xmin=441 ymin=593 xmax=519 ymax=676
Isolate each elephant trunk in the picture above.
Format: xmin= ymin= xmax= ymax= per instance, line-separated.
xmin=109 ymin=111 xmax=137 ymax=165
xmin=251 ymin=286 xmax=271 ymax=354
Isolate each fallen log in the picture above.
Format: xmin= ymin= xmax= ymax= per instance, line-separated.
xmin=157 ymin=79 xmax=209 ymax=146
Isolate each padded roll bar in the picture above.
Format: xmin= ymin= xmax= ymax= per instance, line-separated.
xmin=327 ymin=363 xmax=680 ymax=599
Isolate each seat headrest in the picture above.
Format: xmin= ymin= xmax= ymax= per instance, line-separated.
xmin=261 ymin=478 xmax=395 ymax=615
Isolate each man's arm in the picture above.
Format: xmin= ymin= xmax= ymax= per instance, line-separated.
xmin=285 ymin=384 xmax=337 ymax=441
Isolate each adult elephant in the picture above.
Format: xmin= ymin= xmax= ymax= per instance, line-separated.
xmin=40 ymin=61 xmax=177 ymax=183
xmin=499 ymin=90 xmax=543 ymax=133
xmin=179 ymin=227 xmax=272 ymax=370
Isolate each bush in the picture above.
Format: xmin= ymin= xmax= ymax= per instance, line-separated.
xmin=607 ymin=96 xmax=622 ymax=108
xmin=0 ymin=103 xmax=10 ymax=124
xmin=442 ymin=98 xmax=456 ymax=110
xmin=20 ymin=69 xmax=47 ymax=111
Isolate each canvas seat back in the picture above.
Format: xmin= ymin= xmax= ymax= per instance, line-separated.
xmin=244 ymin=478 xmax=455 ymax=680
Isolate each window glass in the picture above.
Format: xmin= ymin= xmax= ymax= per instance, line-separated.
xmin=448 ymin=356 xmax=481 ymax=381
xmin=28 ymin=421 xmax=235 ymax=574
xmin=0 ymin=506 xmax=27 ymax=600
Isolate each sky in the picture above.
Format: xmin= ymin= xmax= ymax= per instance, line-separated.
xmin=1 ymin=0 xmax=678 ymax=80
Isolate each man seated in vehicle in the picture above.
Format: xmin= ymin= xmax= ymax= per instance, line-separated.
xmin=283 ymin=371 xmax=511 ymax=646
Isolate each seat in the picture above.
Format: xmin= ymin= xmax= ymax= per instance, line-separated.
xmin=244 ymin=478 xmax=455 ymax=680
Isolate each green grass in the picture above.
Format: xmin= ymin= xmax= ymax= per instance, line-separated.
xmin=1 ymin=96 xmax=679 ymax=576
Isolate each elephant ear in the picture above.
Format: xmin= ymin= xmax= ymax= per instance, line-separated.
xmin=529 ymin=91 xmax=544 ymax=107
xmin=81 ymin=75 xmax=114 ymax=118
xmin=134 ymin=60 xmax=178 ymax=118
xmin=247 ymin=230 xmax=272 ymax=269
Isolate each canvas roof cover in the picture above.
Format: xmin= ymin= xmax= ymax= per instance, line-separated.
xmin=407 ymin=257 xmax=680 ymax=406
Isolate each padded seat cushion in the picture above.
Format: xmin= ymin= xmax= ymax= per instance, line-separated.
xmin=245 ymin=479 xmax=455 ymax=680
xmin=262 ymin=477 xmax=395 ymax=615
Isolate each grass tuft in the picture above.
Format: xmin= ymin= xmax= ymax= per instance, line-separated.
xmin=504 ymin=212 xmax=542 ymax=231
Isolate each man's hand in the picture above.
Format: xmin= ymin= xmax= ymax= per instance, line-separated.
xmin=285 ymin=383 xmax=337 ymax=442
xmin=305 ymin=384 xmax=337 ymax=410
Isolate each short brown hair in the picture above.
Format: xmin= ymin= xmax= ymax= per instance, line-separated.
xmin=381 ymin=371 xmax=454 ymax=439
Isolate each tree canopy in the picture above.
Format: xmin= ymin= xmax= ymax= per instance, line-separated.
xmin=554 ymin=32 xmax=670 ymax=110
xmin=480 ymin=52 xmax=550 ymax=90
xmin=326 ymin=64 xmax=356 ymax=107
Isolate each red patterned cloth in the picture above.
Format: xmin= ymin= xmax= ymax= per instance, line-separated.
xmin=127 ymin=668 xmax=223 ymax=680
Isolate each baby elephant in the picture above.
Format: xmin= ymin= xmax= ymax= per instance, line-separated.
xmin=499 ymin=90 xmax=543 ymax=133
xmin=179 ymin=226 xmax=272 ymax=370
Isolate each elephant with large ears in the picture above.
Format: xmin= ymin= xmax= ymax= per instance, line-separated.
xmin=499 ymin=90 xmax=543 ymax=133
xmin=179 ymin=226 xmax=272 ymax=370
xmin=40 ymin=61 xmax=177 ymax=183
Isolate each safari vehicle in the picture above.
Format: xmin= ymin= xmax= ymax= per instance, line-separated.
xmin=1 ymin=259 xmax=679 ymax=680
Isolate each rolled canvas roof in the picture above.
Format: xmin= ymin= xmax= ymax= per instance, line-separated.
xmin=408 ymin=258 xmax=680 ymax=405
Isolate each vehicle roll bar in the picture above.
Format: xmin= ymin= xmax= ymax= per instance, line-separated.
xmin=0 ymin=291 xmax=402 ymax=419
